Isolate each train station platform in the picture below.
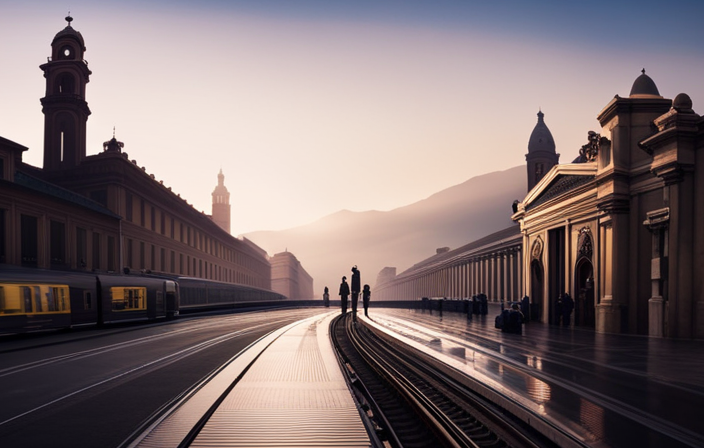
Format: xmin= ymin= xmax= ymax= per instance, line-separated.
xmin=362 ymin=304 xmax=704 ymax=448
xmin=130 ymin=311 xmax=372 ymax=448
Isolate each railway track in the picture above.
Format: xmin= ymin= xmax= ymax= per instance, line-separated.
xmin=331 ymin=313 xmax=558 ymax=448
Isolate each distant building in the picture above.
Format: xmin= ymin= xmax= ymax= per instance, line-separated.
xmin=0 ymin=16 xmax=271 ymax=290
xmin=211 ymin=169 xmax=231 ymax=234
xmin=375 ymin=267 xmax=397 ymax=287
xmin=270 ymin=251 xmax=314 ymax=300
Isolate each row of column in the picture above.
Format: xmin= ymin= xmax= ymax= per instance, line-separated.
xmin=376 ymin=246 xmax=523 ymax=302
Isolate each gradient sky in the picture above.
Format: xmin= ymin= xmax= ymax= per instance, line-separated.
xmin=2 ymin=0 xmax=703 ymax=236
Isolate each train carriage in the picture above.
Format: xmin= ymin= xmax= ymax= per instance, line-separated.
xmin=0 ymin=268 xmax=94 ymax=333
xmin=177 ymin=277 xmax=285 ymax=311
xmin=0 ymin=266 xmax=179 ymax=334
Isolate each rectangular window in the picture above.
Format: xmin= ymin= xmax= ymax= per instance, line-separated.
xmin=140 ymin=241 xmax=145 ymax=269
xmin=127 ymin=238 xmax=133 ymax=269
xmin=151 ymin=206 xmax=155 ymax=231
xmin=170 ymin=250 xmax=175 ymax=273
xmin=20 ymin=214 xmax=38 ymax=267
xmin=150 ymin=244 xmax=155 ymax=270
xmin=0 ymin=208 xmax=5 ymax=263
xmin=93 ymin=232 xmax=100 ymax=269
xmin=161 ymin=211 xmax=166 ymax=235
xmin=160 ymin=247 xmax=166 ymax=271
xmin=126 ymin=193 xmax=133 ymax=222
xmin=50 ymin=221 xmax=66 ymax=266
xmin=107 ymin=236 xmax=116 ymax=272
xmin=171 ymin=217 xmax=175 ymax=239
xmin=110 ymin=287 xmax=147 ymax=311
xmin=83 ymin=291 xmax=92 ymax=310
xmin=140 ymin=199 xmax=145 ymax=227
xmin=76 ymin=227 xmax=87 ymax=268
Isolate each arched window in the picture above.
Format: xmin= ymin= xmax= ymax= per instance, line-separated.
xmin=55 ymin=73 xmax=75 ymax=95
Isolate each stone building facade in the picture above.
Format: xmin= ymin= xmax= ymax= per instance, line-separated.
xmin=514 ymin=71 xmax=704 ymax=338
xmin=0 ymin=17 xmax=272 ymax=290
xmin=376 ymin=72 xmax=704 ymax=339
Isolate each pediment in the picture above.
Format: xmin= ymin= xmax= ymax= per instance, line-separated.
xmin=521 ymin=163 xmax=597 ymax=212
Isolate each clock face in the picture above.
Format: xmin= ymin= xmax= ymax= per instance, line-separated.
xmin=61 ymin=46 xmax=73 ymax=59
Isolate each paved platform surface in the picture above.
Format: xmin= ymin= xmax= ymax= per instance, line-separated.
xmin=133 ymin=311 xmax=372 ymax=448
xmin=362 ymin=304 xmax=704 ymax=448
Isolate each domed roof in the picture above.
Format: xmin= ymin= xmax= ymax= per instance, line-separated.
xmin=629 ymin=69 xmax=661 ymax=98
xmin=527 ymin=110 xmax=556 ymax=154
xmin=52 ymin=16 xmax=86 ymax=49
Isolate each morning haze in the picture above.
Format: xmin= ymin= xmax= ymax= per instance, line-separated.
xmin=245 ymin=166 xmax=526 ymax=295
xmin=2 ymin=1 xmax=702 ymax=238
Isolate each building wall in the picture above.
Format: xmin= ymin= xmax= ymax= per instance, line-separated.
xmin=270 ymin=251 xmax=314 ymax=300
xmin=373 ymin=226 xmax=522 ymax=302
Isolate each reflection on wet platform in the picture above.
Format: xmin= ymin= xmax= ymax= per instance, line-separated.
xmin=364 ymin=305 xmax=704 ymax=448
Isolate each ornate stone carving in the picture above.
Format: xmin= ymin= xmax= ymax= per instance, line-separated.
xmin=579 ymin=131 xmax=610 ymax=162
xmin=531 ymin=237 xmax=543 ymax=261
xmin=577 ymin=227 xmax=593 ymax=259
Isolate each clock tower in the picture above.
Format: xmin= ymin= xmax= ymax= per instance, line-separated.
xmin=40 ymin=15 xmax=92 ymax=171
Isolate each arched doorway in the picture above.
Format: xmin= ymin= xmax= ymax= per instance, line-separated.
xmin=530 ymin=260 xmax=544 ymax=322
xmin=574 ymin=258 xmax=595 ymax=327
xmin=574 ymin=227 xmax=595 ymax=328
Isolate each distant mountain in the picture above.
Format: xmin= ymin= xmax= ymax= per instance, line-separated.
xmin=244 ymin=165 xmax=526 ymax=297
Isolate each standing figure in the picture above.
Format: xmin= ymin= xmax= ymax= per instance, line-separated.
xmin=562 ymin=293 xmax=574 ymax=327
xmin=554 ymin=294 xmax=564 ymax=326
xmin=323 ymin=286 xmax=330 ymax=307
xmin=362 ymin=284 xmax=371 ymax=317
xmin=351 ymin=265 xmax=361 ymax=321
xmin=339 ymin=276 xmax=349 ymax=314
xmin=520 ymin=295 xmax=530 ymax=323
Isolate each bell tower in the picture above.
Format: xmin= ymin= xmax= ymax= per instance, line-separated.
xmin=211 ymin=169 xmax=231 ymax=234
xmin=40 ymin=15 xmax=92 ymax=171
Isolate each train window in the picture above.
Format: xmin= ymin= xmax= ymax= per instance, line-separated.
xmin=49 ymin=287 xmax=69 ymax=312
xmin=110 ymin=287 xmax=147 ymax=311
xmin=0 ymin=284 xmax=69 ymax=314
xmin=84 ymin=291 xmax=92 ymax=309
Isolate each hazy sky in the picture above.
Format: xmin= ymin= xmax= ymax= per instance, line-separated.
xmin=2 ymin=0 xmax=703 ymax=235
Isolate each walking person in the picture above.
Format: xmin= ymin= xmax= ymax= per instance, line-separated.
xmin=339 ymin=276 xmax=349 ymax=314
xmin=351 ymin=265 xmax=361 ymax=321
xmin=362 ymin=284 xmax=371 ymax=317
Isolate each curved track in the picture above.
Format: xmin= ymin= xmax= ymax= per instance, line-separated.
xmin=331 ymin=313 xmax=558 ymax=448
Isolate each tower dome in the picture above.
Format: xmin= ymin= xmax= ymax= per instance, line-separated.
xmin=527 ymin=110 xmax=556 ymax=155
xmin=525 ymin=110 xmax=559 ymax=192
xmin=52 ymin=15 xmax=86 ymax=49
xmin=629 ymin=69 xmax=662 ymax=98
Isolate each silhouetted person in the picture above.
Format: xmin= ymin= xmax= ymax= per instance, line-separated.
xmin=323 ymin=286 xmax=330 ymax=307
xmin=362 ymin=284 xmax=371 ymax=317
xmin=503 ymin=303 xmax=524 ymax=334
xmin=554 ymin=294 xmax=563 ymax=325
xmin=480 ymin=293 xmax=488 ymax=315
xmin=339 ymin=276 xmax=349 ymax=314
xmin=351 ymin=265 xmax=360 ymax=321
xmin=562 ymin=293 xmax=574 ymax=327
xmin=521 ymin=296 xmax=530 ymax=323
